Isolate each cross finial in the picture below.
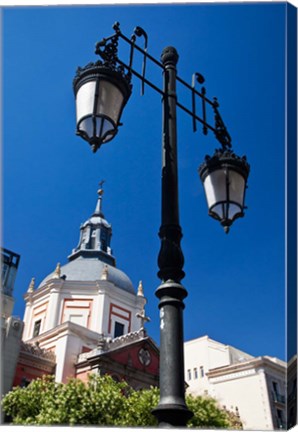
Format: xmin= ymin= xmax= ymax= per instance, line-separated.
xmin=136 ymin=307 xmax=151 ymax=330
xmin=98 ymin=180 xmax=105 ymax=196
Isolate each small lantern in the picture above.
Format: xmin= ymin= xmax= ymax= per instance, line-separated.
xmin=73 ymin=62 xmax=132 ymax=153
xmin=198 ymin=149 xmax=250 ymax=233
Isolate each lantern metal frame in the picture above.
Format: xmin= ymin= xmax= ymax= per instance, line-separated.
xmin=73 ymin=22 xmax=250 ymax=427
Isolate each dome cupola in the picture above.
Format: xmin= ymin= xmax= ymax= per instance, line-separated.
xmin=37 ymin=182 xmax=135 ymax=294
xmin=68 ymin=182 xmax=115 ymax=266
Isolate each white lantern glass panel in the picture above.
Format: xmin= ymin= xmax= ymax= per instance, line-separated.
xmin=228 ymin=203 xmax=241 ymax=220
xmin=203 ymin=169 xmax=227 ymax=208
xmin=79 ymin=118 xmax=94 ymax=140
xmin=76 ymin=80 xmax=96 ymax=124
xmin=228 ymin=170 xmax=246 ymax=206
xmin=212 ymin=203 xmax=224 ymax=219
xmin=95 ymin=118 xmax=114 ymax=143
xmin=96 ymin=80 xmax=125 ymax=124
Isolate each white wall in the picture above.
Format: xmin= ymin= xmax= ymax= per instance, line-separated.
xmin=209 ymin=368 xmax=274 ymax=430
xmin=184 ymin=336 xmax=230 ymax=395
xmin=184 ymin=336 xmax=286 ymax=430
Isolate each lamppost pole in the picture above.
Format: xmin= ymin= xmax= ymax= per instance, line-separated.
xmin=73 ymin=22 xmax=250 ymax=428
xmin=152 ymin=46 xmax=193 ymax=426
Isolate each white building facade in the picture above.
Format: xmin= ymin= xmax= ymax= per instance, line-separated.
xmin=184 ymin=335 xmax=286 ymax=430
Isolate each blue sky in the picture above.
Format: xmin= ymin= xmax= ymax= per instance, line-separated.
xmin=2 ymin=3 xmax=288 ymax=360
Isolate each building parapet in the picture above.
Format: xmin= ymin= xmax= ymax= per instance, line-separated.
xmin=108 ymin=328 xmax=146 ymax=349
xmin=77 ymin=328 xmax=147 ymax=363
xmin=20 ymin=341 xmax=56 ymax=362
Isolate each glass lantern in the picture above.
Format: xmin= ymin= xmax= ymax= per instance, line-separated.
xmin=73 ymin=63 xmax=132 ymax=152
xmin=199 ymin=149 xmax=250 ymax=233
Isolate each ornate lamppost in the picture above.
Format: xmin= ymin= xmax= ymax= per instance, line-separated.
xmin=73 ymin=22 xmax=250 ymax=427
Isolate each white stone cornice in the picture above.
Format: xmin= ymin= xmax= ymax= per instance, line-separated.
xmin=26 ymin=321 xmax=100 ymax=347
xmin=209 ymin=368 xmax=257 ymax=383
xmin=207 ymin=356 xmax=286 ymax=381
xmin=24 ymin=279 xmax=63 ymax=302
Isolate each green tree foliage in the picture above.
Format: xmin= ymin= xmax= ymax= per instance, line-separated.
xmin=2 ymin=374 xmax=242 ymax=428
xmin=121 ymin=385 xmax=159 ymax=426
xmin=186 ymin=394 xmax=230 ymax=428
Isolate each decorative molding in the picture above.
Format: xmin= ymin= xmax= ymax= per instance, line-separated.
xmin=101 ymin=264 xmax=109 ymax=280
xmin=77 ymin=328 xmax=147 ymax=363
xmin=20 ymin=341 xmax=56 ymax=362
xmin=53 ymin=263 xmax=61 ymax=279
xmin=137 ymin=281 xmax=144 ymax=297
xmin=27 ymin=277 xmax=35 ymax=293
xmin=209 ymin=368 xmax=256 ymax=383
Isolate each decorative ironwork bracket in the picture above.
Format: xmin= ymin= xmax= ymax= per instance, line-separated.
xmin=93 ymin=22 xmax=232 ymax=150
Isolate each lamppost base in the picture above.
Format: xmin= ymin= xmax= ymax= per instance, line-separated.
xmin=152 ymin=403 xmax=193 ymax=427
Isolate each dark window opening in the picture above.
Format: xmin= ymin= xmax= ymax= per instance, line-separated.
xmin=276 ymin=409 xmax=285 ymax=428
xmin=21 ymin=377 xmax=31 ymax=388
xmin=273 ymin=381 xmax=279 ymax=393
xmin=114 ymin=322 xmax=124 ymax=338
xmin=101 ymin=231 xmax=107 ymax=252
xmin=33 ymin=319 xmax=41 ymax=338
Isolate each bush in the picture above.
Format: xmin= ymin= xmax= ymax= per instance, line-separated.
xmin=2 ymin=374 xmax=241 ymax=428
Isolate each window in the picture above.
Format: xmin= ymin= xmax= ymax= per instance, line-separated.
xmin=101 ymin=231 xmax=107 ymax=252
xmin=33 ymin=320 xmax=41 ymax=337
xmin=114 ymin=322 xmax=124 ymax=338
xmin=90 ymin=231 xmax=97 ymax=249
xmin=194 ymin=368 xmax=198 ymax=379
xmin=276 ymin=409 xmax=284 ymax=428
xmin=187 ymin=369 xmax=192 ymax=381
xmin=200 ymin=366 xmax=204 ymax=378
xmin=273 ymin=381 xmax=279 ymax=394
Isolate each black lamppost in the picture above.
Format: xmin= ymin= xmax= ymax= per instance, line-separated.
xmin=73 ymin=22 xmax=250 ymax=427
